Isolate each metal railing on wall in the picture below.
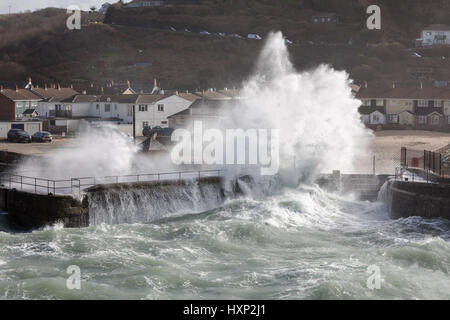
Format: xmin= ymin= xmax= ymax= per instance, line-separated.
xmin=0 ymin=169 xmax=224 ymax=196
xmin=398 ymin=146 xmax=450 ymax=180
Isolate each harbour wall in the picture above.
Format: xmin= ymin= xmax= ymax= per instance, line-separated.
xmin=0 ymin=175 xmax=250 ymax=230
xmin=386 ymin=180 xmax=450 ymax=219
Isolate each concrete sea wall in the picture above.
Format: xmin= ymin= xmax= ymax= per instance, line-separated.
xmin=0 ymin=187 xmax=88 ymax=230
xmin=386 ymin=180 xmax=450 ymax=219
xmin=0 ymin=176 xmax=250 ymax=230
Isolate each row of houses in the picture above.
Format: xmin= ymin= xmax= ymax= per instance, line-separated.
xmin=0 ymin=79 xmax=242 ymax=137
xmin=356 ymin=84 xmax=450 ymax=129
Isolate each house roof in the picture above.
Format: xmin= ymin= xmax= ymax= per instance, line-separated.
xmin=194 ymin=90 xmax=232 ymax=100
xmin=71 ymin=95 xmax=100 ymax=103
xmin=358 ymin=106 xmax=385 ymax=115
xmin=0 ymin=88 xmax=42 ymax=101
xmin=31 ymin=87 xmax=79 ymax=102
xmin=218 ymin=88 xmax=242 ymax=98
xmin=22 ymin=108 xmax=37 ymax=115
xmin=415 ymin=107 xmax=443 ymax=116
xmin=168 ymin=108 xmax=191 ymax=118
xmin=356 ymin=86 xmax=450 ymax=100
xmin=136 ymin=94 xmax=168 ymax=104
xmin=176 ymin=92 xmax=201 ymax=102
xmin=423 ymin=24 xmax=450 ymax=31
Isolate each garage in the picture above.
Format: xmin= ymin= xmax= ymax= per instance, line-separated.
xmin=0 ymin=121 xmax=43 ymax=138
xmin=25 ymin=122 xmax=41 ymax=135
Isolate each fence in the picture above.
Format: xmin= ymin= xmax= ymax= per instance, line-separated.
xmin=399 ymin=146 xmax=450 ymax=178
xmin=0 ymin=169 xmax=225 ymax=195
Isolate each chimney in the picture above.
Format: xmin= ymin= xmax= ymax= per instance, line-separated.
xmin=127 ymin=80 xmax=131 ymax=88
xmin=392 ymin=82 xmax=395 ymax=89
xmin=91 ymin=83 xmax=94 ymax=88
xmin=45 ymin=84 xmax=48 ymax=90
xmin=420 ymin=81 xmax=423 ymax=89
xmin=57 ymin=84 xmax=61 ymax=90
xmin=0 ymin=85 xmax=3 ymax=92
xmin=82 ymin=90 xmax=87 ymax=95
xmin=175 ymin=90 xmax=179 ymax=95
xmin=154 ymin=78 xmax=157 ymax=88
xmin=25 ymin=76 xmax=32 ymax=89
xmin=364 ymin=81 xmax=368 ymax=89
xmin=15 ymin=85 xmax=18 ymax=92
xmin=70 ymin=84 xmax=73 ymax=89
xmin=101 ymin=87 xmax=104 ymax=94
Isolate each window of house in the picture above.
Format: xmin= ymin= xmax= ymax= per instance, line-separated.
xmin=376 ymin=99 xmax=383 ymax=106
xmin=139 ymin=104 xmax=148 ymax=112
xmin=417 ymin=116 xmax=426 ymax=124
xmin=161 ymin=120 xmax=167 ymax=124
xmin=96 ymin=104 xmax=99 ymax=110
xmin=115 ymin=104 xmax=118 ymax=110
xmin=362 ymin=99 xmax=371 ymax=106
xmin=157 ymin=104 xmax=164 ymax=112
xmin=418 ymin=100 xmax=428 ymax=107
xmin=435 ymin=100 xmax=443 ymax=107
xmin=143 ymin=121 xmax=149 ymax=128
xmin=105 ymin=104 xmax=111 ymax=112
xmin=127 ymin=105 xmax=133 ymax=116
xmin=388 ymin=114 xmax=398 ymax=123
xmin=405 ymin=101 xmax=413 ymax=106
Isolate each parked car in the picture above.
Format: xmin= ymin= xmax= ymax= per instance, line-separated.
xmin=199 ymin=30 xmax=210 ymax=35
xmin=7 ymin=129 xmax=31 ymax=143
xmin=248 ymin=34 xmax=262 ymax=40
xmin=229 ymin=33 xmax=242 ymax=38
xmin=410 ymin=52 xmax=422 ymax=58
xmin=32 ymin=131 xmax=53 ymax=143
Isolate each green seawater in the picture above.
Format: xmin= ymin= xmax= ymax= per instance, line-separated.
xmin=1 ymin=185 xmax=450 ymax=300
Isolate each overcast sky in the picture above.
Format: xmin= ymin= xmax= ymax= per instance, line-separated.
xmin=0 ymin=1 xmax=130 ymax=14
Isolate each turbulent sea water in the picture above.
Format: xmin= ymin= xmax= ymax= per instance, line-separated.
xmin=1 ymin=184 xmax=450 ymax=300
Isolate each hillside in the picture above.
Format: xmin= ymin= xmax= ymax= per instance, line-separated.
xmin=1 ymin=0 xmax=450 ymax=90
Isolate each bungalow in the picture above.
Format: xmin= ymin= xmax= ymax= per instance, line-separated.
xmin=0 ymin=86 xmax=42 ymax=121
xmin=419 ymin=24 xmax=450 ymax=46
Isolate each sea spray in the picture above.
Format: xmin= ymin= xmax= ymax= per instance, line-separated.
xmin=229 ymin=31 xmax=373 ymax=180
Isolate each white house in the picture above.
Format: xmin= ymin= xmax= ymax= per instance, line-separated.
xmin=124 ymin=1 xmax=164 ymax=8
xmin=33 ymin=86 xmax=79 ymax=118
xmin=420 ymin=24 xmax=450 ymax=46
